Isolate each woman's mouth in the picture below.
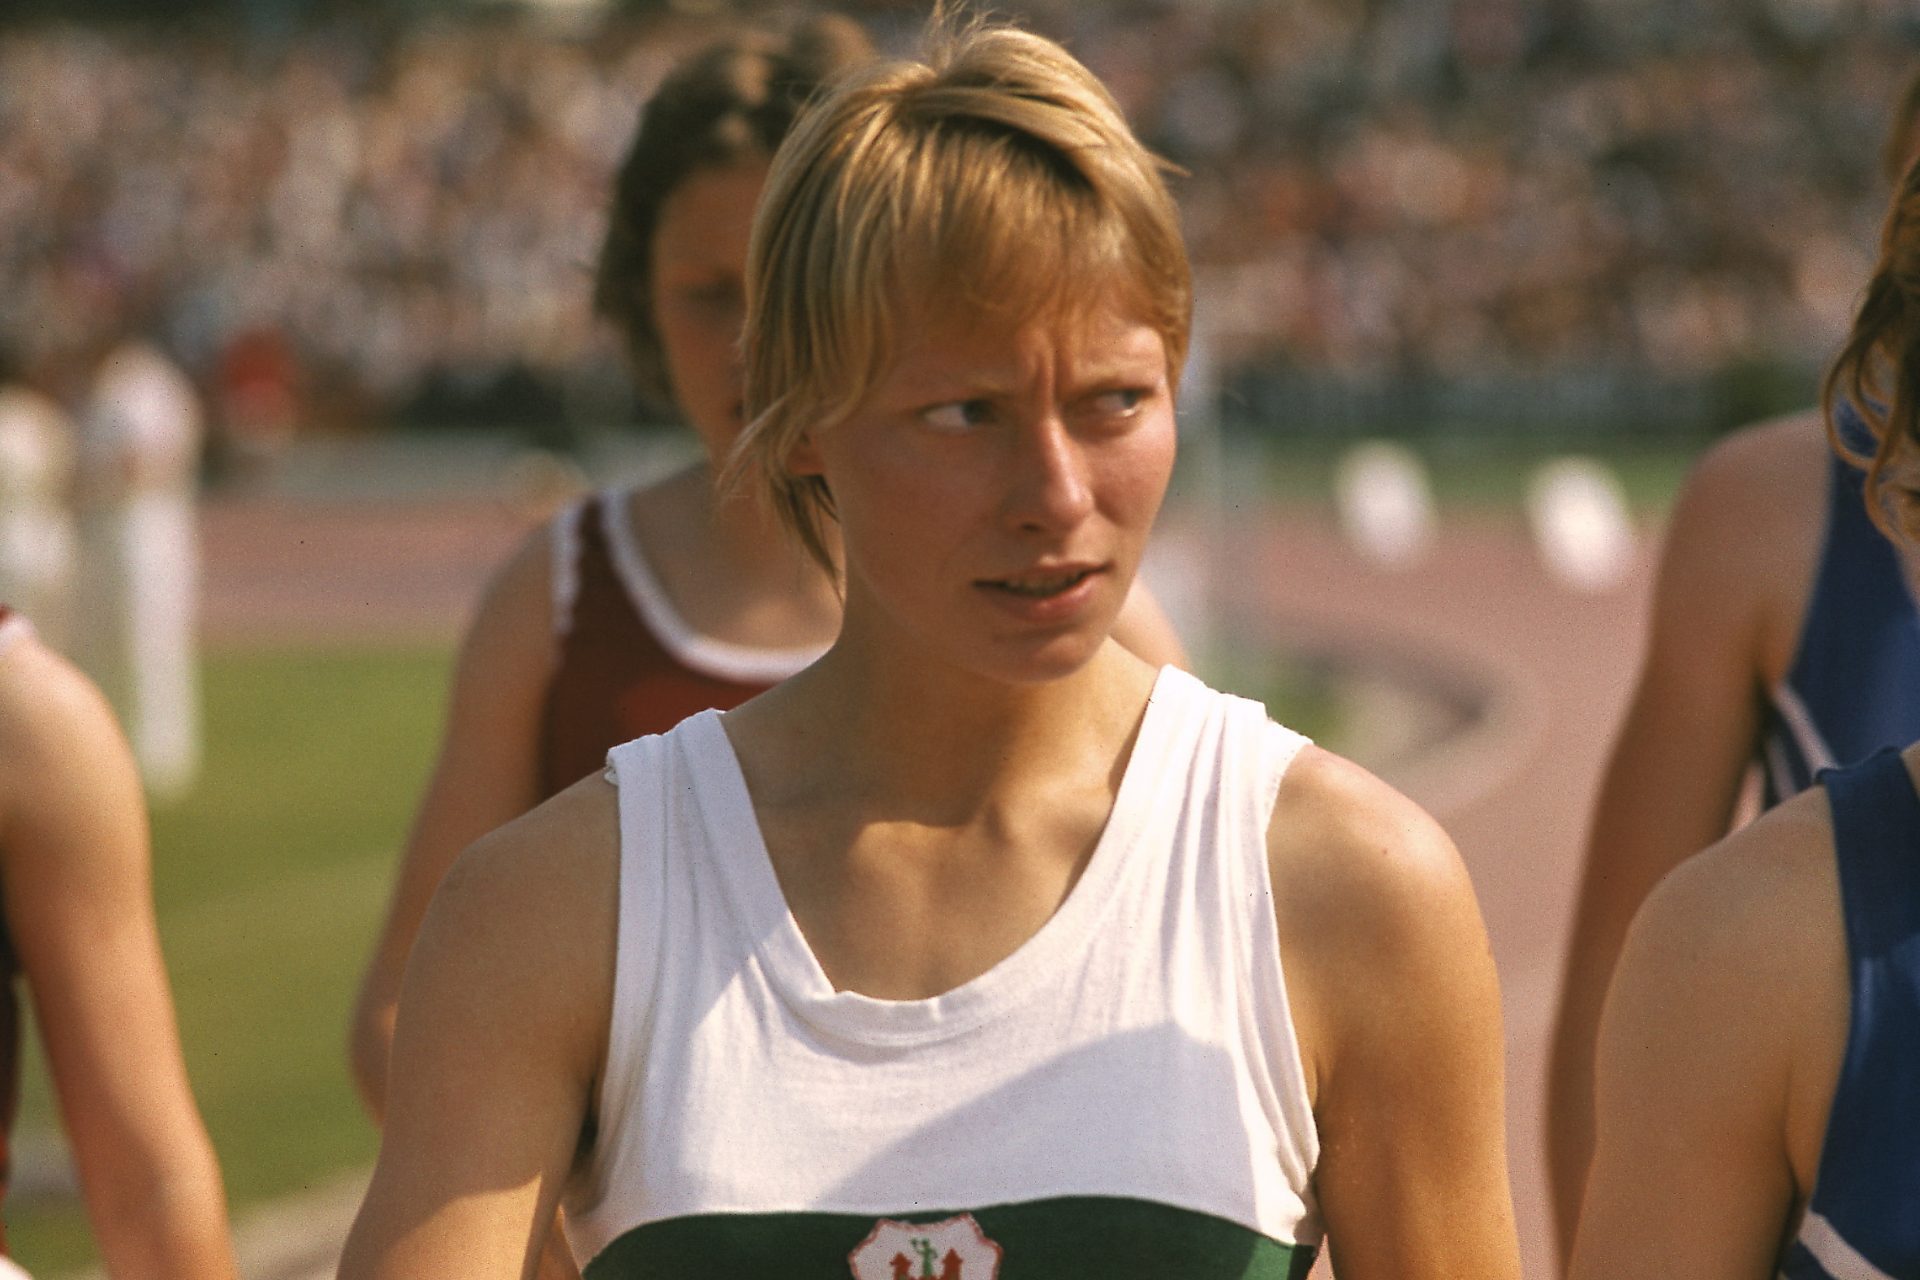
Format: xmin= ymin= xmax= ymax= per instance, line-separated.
xmin=978 ymin=566 xmax=1102 ymax=598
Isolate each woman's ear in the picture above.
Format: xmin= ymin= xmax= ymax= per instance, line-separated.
xmin=786 ymin=431 xmax=824 ymax=476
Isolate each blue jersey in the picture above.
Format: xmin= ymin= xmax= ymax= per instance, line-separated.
xmin=1759 ymin=404 xmax=1920 ymax=805
xmin=1778 ymin=748 xmax=1920 ymax=1280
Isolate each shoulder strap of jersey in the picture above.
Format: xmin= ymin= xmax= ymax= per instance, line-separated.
xmin=1824 ymin=746 xmax=1920 ymax=961
xmin=578 ymin=731 xmax=673 ymax=1213
xmin=549 ymin=494 xmax=593 ymax=642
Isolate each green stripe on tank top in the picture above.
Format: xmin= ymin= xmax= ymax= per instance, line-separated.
xmin=580 ymin=1195 xmax=1316 ymax=1279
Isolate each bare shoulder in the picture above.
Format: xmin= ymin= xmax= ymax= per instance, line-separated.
xmin=1686 ymin=411 xmax=1830 ymax=507
xmin=1268 ymin=745 xmax=1477 ymax=954
xmin=0 ymin=633 xmax=129 ymax=809
xmin=1594 ymin=785 xmax=1844 ymax=1199
xmin=429 ymin=772 xmax=621 ymax=958
xmin=431 ymin=500 xmax=576 ymax=723
xmin=1572 ymin=784 xmax=1841 ymax=1278
xmin=1653 ymin=412 xmax=1831 ymax=679
xmin=1616 ymin=786 xmax=1838 ymax=1026
xmin=0 ymin=628 xmax=106 ymax=739
xmin=464 ymin=505 xmax=566 ymax=649
xmin=1267 ymin=748 xmax=1492 ymax=1085
xmin=1665 ymin=413 xmax=1828 ymax=585
xmin=1265 ymin=746 xmax=1514 ymax=1275
xmin=407 ymin=771 xmax=624 ymax=1061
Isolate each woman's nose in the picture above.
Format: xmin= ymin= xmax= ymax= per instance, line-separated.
xmin=1004 ymin=413 xmax=1095 ymax=533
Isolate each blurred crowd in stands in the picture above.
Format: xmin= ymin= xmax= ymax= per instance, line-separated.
xmin=1 ymin=0 xmax=1916 ymax=453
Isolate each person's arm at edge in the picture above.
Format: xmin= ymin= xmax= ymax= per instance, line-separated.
xmin=1545 ymin=419 xmax=1824 ymax=1261
xmin=1112 ymin=576 xmax=1190 ymax=671
xmin=1567 ymin=811 xmax=1825 ymax=1278
xmin=1271 ymin=747 xmax=1519 ymax=1279
xmin=0 ymin=639 xmax=235 ymax=1279
xmin=339 ymin=776 xmax=617 ymax=1280
xmin=348 ymin=524 xmax=558 ymax=1122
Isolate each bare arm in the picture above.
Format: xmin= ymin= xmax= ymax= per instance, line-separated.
xmin=348 ymin=526 xmax=558 ymax=1121
xmin=1273 ymin=748 xmax=1518 ymax=1279
xmin=0 ymin=638 xmax=234 ymax=1279
xmin=1546 ymin=418 xmax=1828 ymax=1259
xmin=339 ymin=779 xmax=618 ymax=1280
xmin=1567 ymin=802 xmax=1839 ymax=1278
xmin=1112 ymin=576 xmax=1190 ymax=670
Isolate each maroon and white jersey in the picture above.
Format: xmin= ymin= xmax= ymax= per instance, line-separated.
xmin=536 ymin=491 xmax=824 ymax=799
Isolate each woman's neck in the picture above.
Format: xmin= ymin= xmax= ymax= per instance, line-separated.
xmin=749 ymin=636 xmax=1160 ymax=824
xmin=652 ymin=460 xmax=840 ymax=602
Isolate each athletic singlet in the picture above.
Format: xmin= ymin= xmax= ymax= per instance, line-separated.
xmin=537 ymin=489 xmax=826 ymax=799
xmin=564 ymin=666 xmax=1323 ymax=1279
xmin=1777 ymin=749 xmax=1920 ymax=1280
xmin=0 ymin=607 xmax=30 ymax=1255
xmin=1759 ymin=403 xmax=1920 ymax=806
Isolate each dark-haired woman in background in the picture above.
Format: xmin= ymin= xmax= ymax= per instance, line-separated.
xmin=1546 ymin=68 xmax=1920 ymax=1259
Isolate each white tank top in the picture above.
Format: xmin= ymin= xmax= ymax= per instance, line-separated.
xmin=566 ymin=666 xmax=1323 ymax=1279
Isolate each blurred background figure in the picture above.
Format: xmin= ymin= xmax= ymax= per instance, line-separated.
xmin=0 ymin=608 xmax=236 ymax=1279
xmin=70 ymin=339 xmax=204 ymax=802
xmin=208 ymin=326 xmax=302 ymax=488
xmin=1565 ymin=161 xmax=1920 ymax=1269
xmin=1546 ymin=62 xmax=1920 ymax=1261
xmin=0 ymin=351 xmax=75 ymax=650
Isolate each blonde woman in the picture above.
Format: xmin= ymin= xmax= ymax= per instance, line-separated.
xmin=341 ymin=17 xmax=1516 ymax=1279
xmin=347 ymin=14 xmax=1184 ymax=1129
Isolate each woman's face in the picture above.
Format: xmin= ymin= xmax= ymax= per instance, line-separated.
xmin=796 ymin=297 xmax=1178 ymax=685
xmin=649 ymin=161 xmax=768 ymax=461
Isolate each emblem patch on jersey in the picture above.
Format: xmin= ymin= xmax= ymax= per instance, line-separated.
xmin=847 ymin=1213 xmax=1004 ymax=1280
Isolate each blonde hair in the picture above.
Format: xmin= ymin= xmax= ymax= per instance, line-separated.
xmin=729 ymin=14 xmax=1191 ymax=574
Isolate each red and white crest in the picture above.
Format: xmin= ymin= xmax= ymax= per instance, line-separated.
xmin=847 ymin=1213 xmax=1004 ymax=1280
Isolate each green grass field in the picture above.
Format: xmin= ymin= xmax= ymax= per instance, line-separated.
xmin=8 ymin=645 xmax=452 ymax=1276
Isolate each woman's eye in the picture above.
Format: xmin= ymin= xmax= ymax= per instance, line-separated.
xmin=920 ymin=400 xmax=992 ymax=432
xmin=1088 ymin=387 xmax=1148 ymax=418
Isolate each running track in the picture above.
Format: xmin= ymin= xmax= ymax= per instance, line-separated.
xmin=185 ymin=495 xmax=1653 ymax=1280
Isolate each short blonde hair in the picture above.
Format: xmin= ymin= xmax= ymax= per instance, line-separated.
xmin=730 ymin=15 xmax=1191 ymax=574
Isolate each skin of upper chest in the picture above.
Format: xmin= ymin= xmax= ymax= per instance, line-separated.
xmin=756 ymin=776 xmax=1118 ymax=1002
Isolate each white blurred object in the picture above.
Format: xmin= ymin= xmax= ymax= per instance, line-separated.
xmin=0 ymin=386 xmax=77 ymax=643
xmin=73 ymin=341 xmax=203 ymax=799
xmin=1335 ymin=440 xmax=1435 ymax=568
xmin=1527 ymin=456 xmax=1636 ymax=593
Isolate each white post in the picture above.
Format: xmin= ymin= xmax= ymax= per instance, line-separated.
xmin=0 ymin=384 xmax=77 ymax=646
xmin=1526 ymin=456 xmax=1636 ymax=593
xmin=72 ymin=341 xmax=204 ymax=799
xmin=1335 ymin=439 xmax=1435 ymax=568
